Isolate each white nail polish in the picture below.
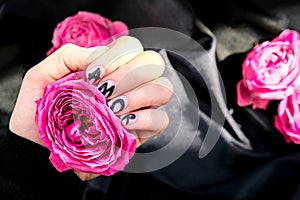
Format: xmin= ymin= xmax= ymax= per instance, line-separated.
xmin=108 ymin=96 xmax=128 ymax=113
xmin=87 ymin=46 xmax=108 ymax=52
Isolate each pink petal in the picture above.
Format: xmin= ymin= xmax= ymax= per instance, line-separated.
xmin=49 ymin=153 xmax=69 ymax=172
xmin=252 ymin=98 xmax=270 ymax=110
xmin=46 ymin=47 xmax=57 ymax=56
xmin=109 ymin=21 xmax=129 ymax=38
xmin=236 ymin=80 xmax=253 ymax=107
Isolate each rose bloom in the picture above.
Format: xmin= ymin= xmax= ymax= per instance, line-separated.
xmin=46 ymin=11 xmax=128 ymax=56
xmin=35 ymin=71 xmax=136 ymax=176
xmin=237 ymin=29 xmax=300 ymax=109
xmin=275 ymin=91 xmax=300 ymax=144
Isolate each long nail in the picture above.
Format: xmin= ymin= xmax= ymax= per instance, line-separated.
xmin=108 ymin=96 xmax=128 ymax=113
xmin=121 ymin=114 xmax=137 ymax=125
xmin=98 ymin=80 xmax=116 ymax=98
xmin=87 ymin=47 xmax=98 ymax=52
xmin=86 ymin=66 xmax=105 ymax=84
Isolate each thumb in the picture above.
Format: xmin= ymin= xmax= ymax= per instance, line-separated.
xmin=32 ymin=43 xmax=108 ymax=82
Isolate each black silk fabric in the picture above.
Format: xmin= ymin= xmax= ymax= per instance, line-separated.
xmin=2 ymin=0 xmax=300 ymax=199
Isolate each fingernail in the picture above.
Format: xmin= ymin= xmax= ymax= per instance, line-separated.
xmin=86 ymin=47 xmax=98 ymax=52
xmin=98 ymin=80 xmax=116 ymax=98
xmin=87 ymin=46 xmax=109 ymax=52
xmin=121 ymin=114 xmax=137 ymax=125
xmin=86 ymin=66 xmax=105 ymax=84
xmin=108 ymin=95 xmax=128 ymax=113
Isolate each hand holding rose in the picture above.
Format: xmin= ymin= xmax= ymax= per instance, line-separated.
xmin=9 ymin=36 xmax=173 ymax=180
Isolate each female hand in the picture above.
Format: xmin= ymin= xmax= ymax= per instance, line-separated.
xmin=9 ymin=36 xmax=173 ymax=180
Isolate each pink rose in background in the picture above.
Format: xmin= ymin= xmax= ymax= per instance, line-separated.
xmin=275 ymin=91 xmax=300 ymax=144
xmin=46 ymin=11 xmax=128 ymax=56
xmin=35 ymin=71 xmax=136 ymax=176
xmin=237 ymin=29 xmax=300 ymax=110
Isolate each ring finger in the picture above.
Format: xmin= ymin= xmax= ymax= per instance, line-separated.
xmin=97 ymin=50 xmax=165 ymax=99
xmin=107 ymin=77 xmax=173 ymax=115
xmin=121 ymin=109 xmax=169 ymax=147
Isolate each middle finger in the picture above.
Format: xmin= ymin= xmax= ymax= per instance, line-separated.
xmin=107 ymin=77 xmax=173 ymax=115
xmin=97 ymin=50 xmax=165 ymax=99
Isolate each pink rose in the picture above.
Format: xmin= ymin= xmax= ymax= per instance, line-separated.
xmin=275 ymin=91 xmax=300 ymax=144
xmin=237 ymin=29 xmax=300 ymax=109
xmin=35 ymin=71 xmax=136 ymax=176
xmin=46 ymin=11 xmax=128 ymax=56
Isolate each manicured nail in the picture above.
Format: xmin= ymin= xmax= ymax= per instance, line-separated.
xmin=87 ymin=46 xmax=109 ymax=52
xmin=98 ymin=80 xmax=116 ymax=98
xmin=86 ymin=66 xmax=105 ymax=84
xmin=87 ymin=47 xmax=98 ymax=52
xmin=121 ymin=114 xmax=137 ymax=125
xmin=108 ymin=96 xmax=128 ymax=113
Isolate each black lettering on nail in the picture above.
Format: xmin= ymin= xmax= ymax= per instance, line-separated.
xmin=98 ymin=82 xmax=115 ymax=98
xmin=109 ymin=98 xmax=125 ymax=113
xmin=87 ymin=67 xmax=101 ymax=84
xmin=121 ymin=114 xmax=136 ymax=125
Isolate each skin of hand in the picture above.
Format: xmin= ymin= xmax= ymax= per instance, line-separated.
xmin=9 ymin=36 xmax=173 ymax=181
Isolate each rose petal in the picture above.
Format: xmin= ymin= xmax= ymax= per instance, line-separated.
xmin=109 ymin=21 xmax=129 ymax=38
xmin=35 ymin=71 xmax=136 ymax=175
xmin=237 ymin=80 xmax=253 ymax=107
xmin=46 ymin=11 xmax=129 ymax=55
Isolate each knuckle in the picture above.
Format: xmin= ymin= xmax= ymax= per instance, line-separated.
xmin=159 ymin=111 xmax=169 ymax=134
